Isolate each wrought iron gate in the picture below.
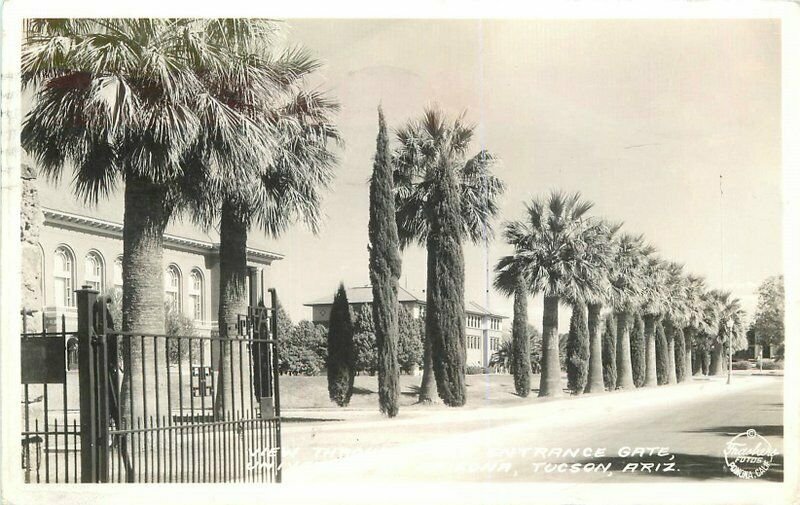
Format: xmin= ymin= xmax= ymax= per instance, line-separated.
xmin=21 ymin=286 xmax=282 ymax=484
xmin=20 ymin=312 xmax=80 ymax=483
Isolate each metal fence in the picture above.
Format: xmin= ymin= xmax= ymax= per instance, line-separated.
xmin=20 ymin=312 xmax=81 ymax=483
xmin=20 ymin=288 xmax=282 ymax=484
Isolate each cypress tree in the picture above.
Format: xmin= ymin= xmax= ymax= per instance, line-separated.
xmin=655 ymin=319 xmax=669 ymax=385
xmin=368 ymin=107 xmax=402 ymax=417
xmin=674 ymin=326 xmax=687 ymax=382
xmin=427 ymin=161 xmax=467 ymax=407
xmin=630 ymin=312 xmax=646 ymax=387
xmin=601 ymin=312 xmax=617 ymax=390
xmin=566 ymin=302 xmax=590 ymax=394
xmin=327 ymin=284 xmax=355 ymax=406
xmin=511 ymin=276 xmax=532 ymax=397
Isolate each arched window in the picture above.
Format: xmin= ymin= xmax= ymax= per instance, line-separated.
xmin=84 ymin=251 xmax=105 ymax=292
xmin=54 ymin=246 xmax=75 ymax=307
xmin=189 ymin=269 xmax=204 ymax=321
xmin=165 ymin=265 xmax=182 ymax=312
xmin=113 ymin=256 xmax=123 ymax=295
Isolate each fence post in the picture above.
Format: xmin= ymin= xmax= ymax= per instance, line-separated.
xmin=268 ymin=288 xmax=282 ymax=483
xmin=76 ymin=286 xmax=98 ymax=483
xmin=94 ymin=298 xmax=110 ymax=482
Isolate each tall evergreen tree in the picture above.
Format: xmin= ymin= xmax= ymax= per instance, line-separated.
xmin=601 ymin=312 xmax=617 ymax=390
xmin=369 ymin=107 xmax=402 ymax=417
xmin=327 ymin=284 xmax=355 ymax=406
xmin=655 ymin=319 xmax=670 ymax=385
xmin=630 ymin=312 xmax=646 ymax=387
xmin=426 ymin=159 xmax=468 ymax=406
xmin=511 ymin=274 xmax=532 ymax=396
xmin=566 ymin=302 xmax=590 ymax=394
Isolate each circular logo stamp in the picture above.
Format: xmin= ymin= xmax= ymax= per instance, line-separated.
xmin=723 ymin=429 xmax=777 ymax=479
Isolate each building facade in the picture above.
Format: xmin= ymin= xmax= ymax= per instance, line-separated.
xmin=304 ymin=285 xmax=507 ymax=368
xmin=21 ymin=166 xmax=283 ymax=336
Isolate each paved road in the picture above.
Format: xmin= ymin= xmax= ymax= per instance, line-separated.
xmin=283 ymin=375 xmax=783 ymax=484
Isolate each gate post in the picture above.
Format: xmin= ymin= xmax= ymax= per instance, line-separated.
xmin=76 ymin=286 xmax=99 ymax=483
xmin=268 ymin=288 xmax=282 ymax=483
xmin=93 ymin=298 xmax=110 ymax=482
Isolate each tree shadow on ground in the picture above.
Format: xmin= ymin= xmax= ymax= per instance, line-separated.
xmin=575 ymin=453 xmax=783 ymax=482
xmin=402 ymin=385 xmax=421 ymax=397
xmin=281 ymin=416 xmax=345 ymax=423
xmin=351 ymin=386 xmax=376 ymax=395
xmin=683 ymin=425 xmax=783 ymax=438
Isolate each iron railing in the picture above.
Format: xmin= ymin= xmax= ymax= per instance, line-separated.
xmin=21 ymin=288 xmax=282 ymax=484
xmin=20 ymin=312 xmax=81 ymax=483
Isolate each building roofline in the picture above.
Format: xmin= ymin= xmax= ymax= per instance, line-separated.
xmin=303 ymin=284 xmax=507 ymax=318
xmin=42 ymin=208 xmax=284 ymax=263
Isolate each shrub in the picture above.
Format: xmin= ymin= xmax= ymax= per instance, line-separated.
xmin=280 ymin=320 xmax=327 ymax=376
xmin=760 ymin=360 xmax=783 ymax=370
xmin=353 ymin=305 xmax=378 ymax=374
xmin=466 ymin=365 xmax=485 ymax=375
xmin=731 ymin=360 xmax=752 ymax=370
xmin=398 ymin=307 xmax=423 ymax=374
xmin=327 ymin=284 xmax=355 ymax=406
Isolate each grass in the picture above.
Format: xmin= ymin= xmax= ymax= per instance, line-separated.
xmin=279 ymin=372 xmax=548 ymax=411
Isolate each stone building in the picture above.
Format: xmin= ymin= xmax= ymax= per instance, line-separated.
xmin=304 ymin=285 xmax=507 ymax=368
xmin=20 ymin=164 xmax=283 ymax=335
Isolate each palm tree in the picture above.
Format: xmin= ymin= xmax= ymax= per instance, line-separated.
xmin=22 ymin=19 xmax=284 ymax=422
xmin=608 ymin=233 xmax=653 ymax=390
xmin=580 ymin=221 xmax=619 ymax=393
xmin=185 ymin=68 xmax=341 ymax=416
xmin=495 ymin=192 xmax=608 ymax=397
xmin=661 ymin=262 xmax=690 ymax=385
xmin=394 ymin=106 xmax=504 ymax=404
xmin=708 ymin=291 xmax=747 ymax=375
xmin=640 ymin=256 xmax=669 ymax=387
xmin=682 ymin=275 xmax=707 ymax=380
xmin=663 ymin=261 xmax=689 ymax=384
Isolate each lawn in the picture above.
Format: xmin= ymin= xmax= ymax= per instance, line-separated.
xmin=279 ymin=372 xmax=547 ymax=411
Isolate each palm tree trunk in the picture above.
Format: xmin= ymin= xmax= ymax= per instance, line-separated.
xmin=215 ymin=199 xmax=248 ymax=419
xmin=418 ymin=333 xmax=437 ymax=403
xmin=683 ymin=327 xmax=694 ymax=381
xmin=614 ymin=310 xmax=635 ymax=389
xmin=664 ymin=321 xmax=678 ymax=384
xmin=539 ymin=295 xmax=562 ymax=397
xmin=643 ymin=314 xmax=658 ymax=387
xmin=418 ymin=238 xmax=438 ymax=404
xmin=692 ymin=348 xmax=703 ymax=375
xmin=585 ymin=303 xmax=605 ymax=393
xmin=511 ymin=278 xmax=531 ymax=397
xmin=709 ymin=341 xmax=724 ymax=376
xmin=701 ymin=350 xmax=711 ymax=375
xmin=120 ymin=173 xmax=172 ymax=427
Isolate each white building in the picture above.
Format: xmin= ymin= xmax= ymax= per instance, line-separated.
xmin=304 ymin=285 xmax=507 ymax=368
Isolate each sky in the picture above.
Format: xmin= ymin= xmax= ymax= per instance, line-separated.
xmin=28 ymin=18 xmax=782 ymax=330
xmin=263 ymin=19 xmax=782 ymax=327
